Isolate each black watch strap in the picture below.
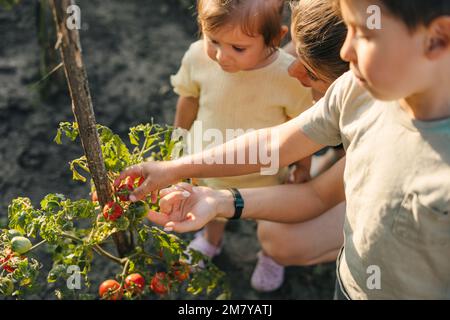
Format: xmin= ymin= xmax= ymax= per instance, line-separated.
xmin=229 ymin=188 xmax=244 ymax=220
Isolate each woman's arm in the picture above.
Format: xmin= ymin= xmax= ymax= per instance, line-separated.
xmin=148 ymin=157 xmax=346 ymax=232
xmin=234 ymin=157 xmax=345 ymax=223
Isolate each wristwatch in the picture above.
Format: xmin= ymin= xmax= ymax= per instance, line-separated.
xmin=228 ymin=188 xmax=244 ymax=220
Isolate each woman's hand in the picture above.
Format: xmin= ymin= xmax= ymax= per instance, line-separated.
xmin=146 ymin=182 xmax=235 ymax=233
xmin=288 ymin=158 xmax=312 ymax=184
xmin=114 ymin=160 xmax=181 ymax=203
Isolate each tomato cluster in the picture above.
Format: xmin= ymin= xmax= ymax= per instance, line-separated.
xmin=1 ymin=231 xmax=32 ymax=274
xmin=98 ymin=262 xmax=191 ymax=300
xmin=0 ymin=249 xmax=15 ymax=273
xmin=95 ymin=176 xmax=147 ymax=222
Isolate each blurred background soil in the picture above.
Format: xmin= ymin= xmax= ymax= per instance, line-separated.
xmin=0 ymin=0 xmax=335 ymax=299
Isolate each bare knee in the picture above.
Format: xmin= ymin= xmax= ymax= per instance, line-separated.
xmin=257 ymin=221 xmax=322 ymax=267
xmin=257 ymin=222 xmax=303 ymax=266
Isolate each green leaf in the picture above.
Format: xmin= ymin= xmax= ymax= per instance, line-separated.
xmin=54 ymin=122 xmax=79 ymax=144
xmin=40 ymin=194 xmax=65 ymax=213
xmin=69 ymin=158 xmax=89 ymax=183
xmin=47 ymin=265 xmax=67 ymax=283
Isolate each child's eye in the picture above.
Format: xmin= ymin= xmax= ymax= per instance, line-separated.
xmin=209 ymin=39 xmax=219 ymax=45
xmin=355 ymin=33 xmax=368 ymax=40
xmin=232 ymin=46 xmax=246 ymax=53
xmin=355 ymin=29 xmax=372 ymax=40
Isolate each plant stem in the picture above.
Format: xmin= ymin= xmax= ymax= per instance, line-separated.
xmin=119 ymin=258 xmax=131 ymax=288
xmin=28 ymin=239 xmax=47 ymax=252
xmin=61 ymin=232 xmax=125 ymax=265
xmin=94 ymin=244 xmax=125 ymax=265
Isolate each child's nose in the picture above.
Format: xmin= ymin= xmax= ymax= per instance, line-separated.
xmin=340 ymin=30 xmax=357 ymax=63
xmin=216 ymin=48 xmax=230 ymax=64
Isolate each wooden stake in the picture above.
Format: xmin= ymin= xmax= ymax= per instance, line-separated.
xmin=49 ymin=0 xmax=131 ymax=257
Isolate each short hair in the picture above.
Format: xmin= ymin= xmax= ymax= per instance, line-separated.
xmin=197 ymin=0 xmax=285 ymax=48
xmin=337 ymin=0 xmax=450 ymax=30
xmin=291 ymin=0 xmax=349 ymax=82
xmin=378 ymin=0 xmax=450 ymax=30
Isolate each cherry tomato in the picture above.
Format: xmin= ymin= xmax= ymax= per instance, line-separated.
xmin=124 ymin=273 xmax=145 ymax=295
xmin=150 ymin=272 xmax=170 ymax=295
xmin=102 ymin=202 xmax=124 ymax=221
xmin=116 ymin=183 xmax=133 ymax=202
xmin=99 ymin=279 xmax=123 ymax=300
xmin=137 ymin=177 xmax=145 ymax=187
xmin=172 ymin=262 xmax=190 ymax=282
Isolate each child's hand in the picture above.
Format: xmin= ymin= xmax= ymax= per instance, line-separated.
xmin=114 ymin=161 xmax=180 ymax=203
xmin=146 ymin=182 xmax=226 ymax=233
xmin=287 ymin=160 xmax=312 ymax=184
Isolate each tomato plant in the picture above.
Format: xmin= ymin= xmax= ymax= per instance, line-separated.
xmin=0 ymin=122 xmax=229 ymax=300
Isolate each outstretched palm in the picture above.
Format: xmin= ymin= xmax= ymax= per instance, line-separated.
xmin=146 ymin=183 xmax=221 ymax=233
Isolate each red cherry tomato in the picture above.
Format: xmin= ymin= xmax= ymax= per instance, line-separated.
xmin=150 ymin=272 xmax=170 ymax=295
xmin=124 ymin=273 xmax=145 ymax=295
xmin=116 ymin=184 xmax=133 ymax=202
xmin=137 ymin=177 xmax=145 ymax=187
xmin=102 ymin=202 xmax=123 ymax=221
xmin=99 ymin=279 xmax=123 ymax=300
xmin=172 ymin=262 xmax=190 ymax=282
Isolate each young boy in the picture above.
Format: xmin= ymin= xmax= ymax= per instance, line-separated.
xmin=118 ymin=0 xmax=450 ymax=299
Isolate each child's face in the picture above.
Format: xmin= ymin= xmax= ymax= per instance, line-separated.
xmin=339 ymin=0 xmax=431 ymax=101
xmin=203 ymin=25 xmax=275 ymax=73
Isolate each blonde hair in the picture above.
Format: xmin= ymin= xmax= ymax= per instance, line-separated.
xmin=197 ymin=0 xmax=285 ymax=48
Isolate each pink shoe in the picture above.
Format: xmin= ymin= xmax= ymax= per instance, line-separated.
xmin=188 ymin=231 xmax=222 ymax=258
xmin=251 ymin=251 xmax=285 ymax=292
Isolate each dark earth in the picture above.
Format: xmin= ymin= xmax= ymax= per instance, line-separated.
xmin=0 ymin=0 xmax=335 ymax=299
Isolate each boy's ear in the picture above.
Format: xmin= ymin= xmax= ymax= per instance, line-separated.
xmin=280 ymin=25 xmax=289 ymax=41
xmin=425 ymin=17 xmax=450 ymax=60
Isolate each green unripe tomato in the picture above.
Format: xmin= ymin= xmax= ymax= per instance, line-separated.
xmin=11 ymin=236 xmax=32 ymax=254
xmin=128 ymin=201 xmax=150 ymax=219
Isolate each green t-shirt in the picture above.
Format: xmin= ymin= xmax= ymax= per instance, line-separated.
xmin=296 ymin=71 xmax=450 ymax=299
